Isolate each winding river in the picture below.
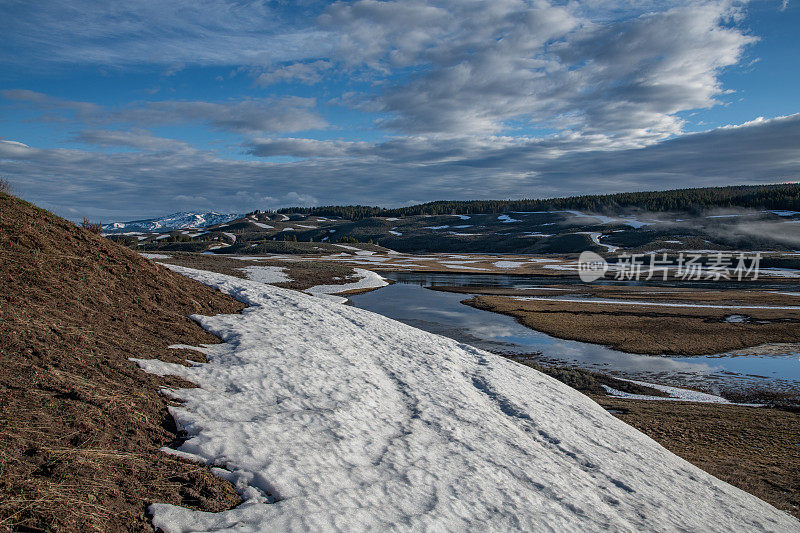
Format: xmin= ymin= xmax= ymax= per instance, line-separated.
xmin=349 ymin=271 xmax=800 ymax=395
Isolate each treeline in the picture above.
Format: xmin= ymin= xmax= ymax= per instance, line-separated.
xmin=277 ymin=184 xmax=800 ymax=220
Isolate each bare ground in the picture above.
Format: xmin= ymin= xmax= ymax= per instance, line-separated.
xmin=432 ymin=283 xmax=800 ymax=305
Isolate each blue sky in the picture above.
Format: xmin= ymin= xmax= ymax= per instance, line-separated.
xmin=1 ymin=0 xmax=798 ymax=220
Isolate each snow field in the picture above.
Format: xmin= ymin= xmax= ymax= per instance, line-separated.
xmin=304 ymin=268 xmax=389 ymax=303
xmin=135 ymin=266 xmax=796 ymax=532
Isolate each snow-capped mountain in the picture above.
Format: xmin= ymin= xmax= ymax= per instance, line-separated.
xmin=103 ymin=212 xmax=242 ymax=233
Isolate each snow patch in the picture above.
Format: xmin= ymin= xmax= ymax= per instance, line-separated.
xmin=493 ymin=261 xmax=524 ymax=269
xmin=603 ymin=379 xmax=760 ymax=405
xmin=440 ymin=263 xmax=488 ymax=271
xmin=576 ymin=232 xmax=619 ymax=252
xmin=304 ymin=269 xmax=388 ymax=303
xmin=139 ymin=266 xmax=796 ymax=532
xmin=238 ymin=265 xmax=292 ymax=285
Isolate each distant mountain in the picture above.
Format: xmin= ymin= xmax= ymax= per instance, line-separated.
xmin=103 ymin=212 xmax=242 ymax=233
xmin=113 ymin=204 xmax=800 ymax=257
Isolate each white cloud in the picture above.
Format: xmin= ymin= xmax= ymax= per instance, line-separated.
xmin=113 ymin=97 xmax=328 ymax=133
xmin=2 ymin=1 xmax=759 ymax=143
xmin=1 ymin=89 xmax=101 ymax=119
xmin=2 ymin=114 xmax=799 ymax=220
xmin=0 ymin=1 xmax=332 ymax=67
xmin=322 ymin=1 xmax=755 ymax=141
xmin=72 ymin=129 xmax=195 ymax=152
xmin=1 ymin=91 xmax=327 ymax=134
xmin=246 ymin=137 xmax=371 ymax=158
xmin=0 ymin=140 xmax=35 ymax=158
xmin=1 ymin=0 xmax=793 ymax=221
xmin=255 ymin=60 xmax=332 ymax=86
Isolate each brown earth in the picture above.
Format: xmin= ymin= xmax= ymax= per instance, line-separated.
xmin=465 ymin=295 xmax=800 ymax=355
xmin=0 ymin=193 xmax=247 ymax=532
xmin=150 ymin=252 xmax=360 ymax=291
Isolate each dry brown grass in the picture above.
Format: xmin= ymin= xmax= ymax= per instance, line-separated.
xmin=154 ymin=252 xmax=361 ymax=291
xmin=81 ymin=217 xmax=103 ymax=234
xmin=1 ymin=193 xmax=245 ymax=531
xmin=465 ymin=295 xmax=800 ymax=355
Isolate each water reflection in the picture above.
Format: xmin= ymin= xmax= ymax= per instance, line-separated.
xmin=349 ymin=275 xmax=800 ymax=392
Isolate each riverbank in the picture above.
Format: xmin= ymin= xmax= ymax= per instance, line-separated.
xmin=463 ymin=293 xmax=800 ymax=355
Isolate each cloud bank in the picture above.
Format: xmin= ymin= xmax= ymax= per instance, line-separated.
xmin=2 ymin=114 xmax=799 ymax=220
xmin=1 ymin=0 xmax=798 ymax=220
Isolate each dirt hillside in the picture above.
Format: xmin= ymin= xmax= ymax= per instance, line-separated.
xmin=0 ymin=193 xmax=245 ymax=531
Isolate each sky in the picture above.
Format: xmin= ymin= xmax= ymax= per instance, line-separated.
xmin=1 ymin=0 xmax=799 ymax=221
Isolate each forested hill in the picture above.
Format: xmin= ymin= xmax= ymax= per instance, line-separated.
xmin=277 ymin=183 xmax=800 ymax=220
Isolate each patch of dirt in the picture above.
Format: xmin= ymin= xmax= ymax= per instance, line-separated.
xmin=0 ymin=193 xmax=246 ymax=531
xmin=465 ymin=295 xmax=800 ymax=355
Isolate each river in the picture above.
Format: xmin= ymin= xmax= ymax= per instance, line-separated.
xmin=349 ymin=271 xmax=800 ymax=396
